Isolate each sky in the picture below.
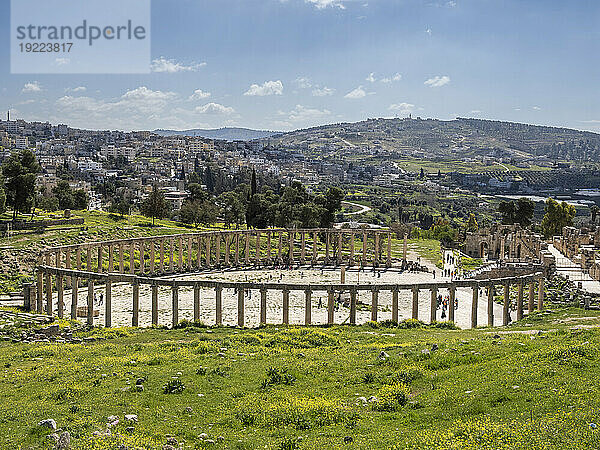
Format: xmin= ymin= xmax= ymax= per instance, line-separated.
xmin=0 ymin=0 xmax=599 ymax=133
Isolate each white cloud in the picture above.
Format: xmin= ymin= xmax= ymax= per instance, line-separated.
xmin=151 ymin=57 xmax=206 ymax=73
xmin=55 ymin=58 xmax=70 ymax=66
xmin=470 ymin=110 xmax=482 ymax=114
xmin=388 ymin=102 xmax=415 ymax=115
xmin=425 ymin=28 xmax=432 ymax=36
xmin=22 ymin=82 xmax=42 ymax=93
xmin=66 ymin=86 xmax=87 ymax=93
xmin=274 ymin=104 xmax=332 ymax=129
xmin=344 ymin=86 xmax=367 ymax=99
xmin=381 ymin=73 xmax=402 ymax=83
xmin=366 ymin=72 xmax=376 ymax=83
xmin=189 ymin=89 xmax=212 ymax=100
xmin=424 ymin=75 xmax=451 ymax=87
xmin=195 ymin=103 xmax=235 ymax=115
xmin=244 ymin=80 xmax=284 ymax=96
xmin=532 ymin=106 xmax=541 ymax=111
xmin=312 ymin=86 xmax=335 ymax=96
xmin=305 ymin=0 xmax=346 ymax=9
xmin=295 ymin=77 xmax=312 ymax=89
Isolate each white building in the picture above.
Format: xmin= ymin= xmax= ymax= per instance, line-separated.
xmin=15 ymin=136 xmax=29 ymax=149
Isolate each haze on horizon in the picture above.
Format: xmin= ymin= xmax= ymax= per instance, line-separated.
xmin=1 ymin=0 xmax=598 ymax=134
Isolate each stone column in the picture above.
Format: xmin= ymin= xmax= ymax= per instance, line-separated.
xmin=266 ymin=232 xmax=272 ymax=263
xmin=471 ymin=284 xmax=479 ymax=328
xmin=244 ymin=232 xmax=250 ymax=265
xmin=325 ymin=232 xmax=331 ymax=264
xmin=225 ymin=235 xmax=231 ymax=266
xmin=150 ymin=241 xmax=155 ymax=275
xmin=362 ymin=233 xmax=367 ymax=266
xmin=197 ymin=236 xmax=202 ymax=269
xmin=327 ymin=288 xmax=334 ymax=325
xmin=337 ymin=231 xmax=343 ymax=265
xmin=500 ymin=239 xmax=505 ymax=261
xmin=215 ymin=233 xmax=222 ymax=266
xmin=187 ymin=283 xmax=198 ymax=322
xmin=105 ymin=278 xmax=112 ymax=328
xmin=235 ymin=233 xmax=240 ymax=266
xmin=392 ymin=288 xmax=399 ymax=323
xmin=517 ymin=281 xmax=524 ymax=321
xmin=150 ymin=284 xmax=158 ymax=327
xmin=108 ymin=245 xmax=114 ymax=274
xmin=300 ymin=232 xmax=306 ymax=265
xmin=76 ymin=247 xmax=82 ymax=271
xmin=119 ymin=244 xmax=124 ymax=273
xmin=97 ymin=246 xmax=103 ymax=273
xmin=430 ymin=287 xmax=438 ymax=323
xmin=260 ymin=287 xmax=267 ymax=325
xmin=45 ymin=272 xmax=53 ymax=316
xmin=85 ymin=247 xmax=91 ymax=272
xmin=36 ymin=270 xmax=43 ymax=314
xmin=169 ymin=237 xmax=175 ymax=272
xmin=178 ymin=237 xmax=183 ymax=271
xmin=277 ymin=232 xmax=283 ymax=264
xmin=403 ymin=234 xmax=408 ymax=261
xmin=205 ymin=235 xmax=211 ymax=268
xmin=237 ymin=288 xmax=245 ymax=327
xmin=160 ymin=239 xmax=166 ymax=273
xmin=65 ymin=248 xmax=72 ymax=288
xmin=57 ymin=275 xmax=64 ymax=319
xmin=528 ymin=281 xmax=535 ymax=312
xmin=449 ymin=286 xmax=456 ymax=323
xmin=487 ymin=284 xmax=494 ymax=326
xmin=340 ymin=266 xmax=346 ymax=284
xmin=23 ymin=283 xmax=32 ymax=311
xmin=282 ymin=288 xmax=290 ymax=325
xmin=188 ymin=236 xmax=193 ymax=271
xmin=349 ymin=288 xmax=357 ymax=325
xmin=305 ymin=289 xmax=312 ymax=325
xmin=371 ymin=288 xmax=379 ymax=322
xmin=215 ymin=286 xmax=223 ymax=325
xmin=350 ymin=232 xmax=355 ymax=265
xmin=132 ymin=281 xmax=140 ymax=326
xmin=172 ymin=285 xmax=179 ymax=328
xmin=537 ymin=278 xmax=544 ymax=310
xmin=411 ymin=286 xmax=419 ymax=320
xmin=129 ymin=242 xmax=135 ymax=275
xmin=374 ymin=232 xmax=380 ymax=268
xmin=312 ymin=231 xmax=318 ymax=265
xmin=139 ymin=242 xmax=145 ymax=274
xmin=503 ymin=283 xmax=510 ymax=326
xmin=87 ymin=280 xmax=94 ymax=326
xmin=255 ymin=232 xmax=261 ymax=265
xmin=386 ymin=232 xmax=392 ymax=267
xmin=71 ymin=276 xmax=78 ymax=320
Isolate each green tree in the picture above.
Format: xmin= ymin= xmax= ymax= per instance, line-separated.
xmin=187 ymin=183 xmax=208 ymax=203
xmin=0 ymin=185 xmax=6 ymax=215
xmin=52 ymin=180 xmax=74 ymax=210
xmin=140 ymin=185 xmax=171 ymax=226
xmin=514 ymin=198 xmax=535 ymax=227
xmin=218 ymin=191 xmax=246 ymax=228
xmin=251 ymin=168 xmax=258 ymax=196
xmin=109 ymin=198 xmax=131 ymax=219
xmin=319 ymin=186 xmax=345 ymax=228
xmin=466 ymin=213 xmax=478 ymax=232
xmin=591 ymin=205 xmax=599 ymax=224
xmin=2 ymin=149 xmax=41 ymax=220
xmin=498 ymin=201 xmax=516 ymax=224
xmin=540 ymin=198 xmax=576 ymax=238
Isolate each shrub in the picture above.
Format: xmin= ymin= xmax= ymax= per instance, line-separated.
xmin=387 ymin=366 xmax=424 ymax=385
xmin=261 ymin=367 xmax=296 ymax=389
xmin=398 ymin=319 xmax=425 ymax=329
xmin=163 ymin=378 xmax=185 ymax=394
xmin=372 ymin=382 xmax=410 ymax=412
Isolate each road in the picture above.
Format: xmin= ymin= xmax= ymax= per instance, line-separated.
xmin=548 ymin=244 xmax=600 ymax=294
xmin=342 ymin=201 xmax=372 ymax=216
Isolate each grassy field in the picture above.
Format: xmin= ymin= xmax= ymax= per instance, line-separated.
xmin=1 ymin=307 xmax=599 ymax=449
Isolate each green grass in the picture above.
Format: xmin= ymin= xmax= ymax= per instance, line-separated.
xmin=408 ymin=239 xmax=443 ymax=268
xmin=1 ymin=308 xmax=600 ymax=449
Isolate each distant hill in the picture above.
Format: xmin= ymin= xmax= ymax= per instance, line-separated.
xmin=271 ymin=117 xmax=600 ymax=162
xmin=153 ymin=127 xmax=280 ymax=141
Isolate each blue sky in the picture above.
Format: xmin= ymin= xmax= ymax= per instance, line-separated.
xmin=1 ymin=0 xmax=599 ymax=132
